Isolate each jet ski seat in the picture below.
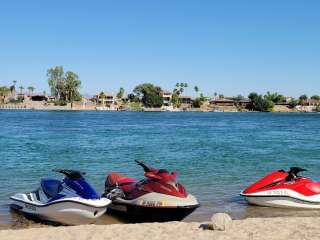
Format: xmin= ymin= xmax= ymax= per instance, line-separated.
xmin=106 ymin=172 xmax=136 ymax=186
xmin=41 ymin=179 xmax=62 ymax=199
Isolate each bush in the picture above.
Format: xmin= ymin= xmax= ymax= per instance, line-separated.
xmin=248 ymin=92 xmax=274 ymax=112
xmin=8 ymin=97 xmax=23 ymax=104
xmin=192 ymin=98 xmax=202 ymax=108
xmin=129 ymin=102 xmax=143 ymax=111
xmin=288 ymin=99 xmax=298 ymax=108
xmin=133 ymin=83 xmax=163 ymax=108
xmin=54 ymin=99 xmax=67 ymax=106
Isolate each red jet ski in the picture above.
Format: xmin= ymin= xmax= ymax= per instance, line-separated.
xmin=241 ymin=167 xmax=320 ymax=209
xmin=103 ymin=160 xmax=199 ymax=222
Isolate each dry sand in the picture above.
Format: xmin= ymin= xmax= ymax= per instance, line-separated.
xmin=0 ymin=217 xmax=319 ymax=240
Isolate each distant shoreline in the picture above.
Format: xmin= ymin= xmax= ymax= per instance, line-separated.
xmin=0 ymin=108 xmax=316 ymax=113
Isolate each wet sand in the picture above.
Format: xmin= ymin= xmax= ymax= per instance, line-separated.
xmin=1 ymin=217 xmax=320 ymax=240
xmin=2 ymin=203 xmax=320 ymax=230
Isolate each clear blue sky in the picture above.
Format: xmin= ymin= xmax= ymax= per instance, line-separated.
xmin=0 ymin=0 xmax=319 ymax=97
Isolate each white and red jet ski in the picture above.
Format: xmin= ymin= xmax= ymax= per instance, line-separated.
xmin=241 ymin=167 xmax=320 ymax=209
xmin=103 ymin=160 xmax=199 ymax=222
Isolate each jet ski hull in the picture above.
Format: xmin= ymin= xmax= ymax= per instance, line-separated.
xmin=108 ymin=203 xmax=199 ymax=222
xmin=10 ymin=194 xmax=110 ymax=225
xmin=242 ymin=194 xmax=320 ymax=209
xmin=105 ymin=162 xmax=200 ymax=222
xmin=108 ymin=192 xmax=199 ymax=222
xmin=241 ymin=189 xmax=320 ymax=209
xmin=241 ymin=168 xmax=320 ymax=209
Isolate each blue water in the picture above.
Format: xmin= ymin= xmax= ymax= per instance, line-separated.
xmin=1 ymin=111 xmax=320 ymax=227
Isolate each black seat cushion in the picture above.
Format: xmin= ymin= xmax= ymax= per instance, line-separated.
xmin=41 ymin=178 xmax=62 ymax=199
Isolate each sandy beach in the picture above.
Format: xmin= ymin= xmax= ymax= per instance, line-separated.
xmin=0 ymin=217 xmax=319 ymax=240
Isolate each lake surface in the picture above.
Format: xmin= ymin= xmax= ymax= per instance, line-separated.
xmin=1 ymin=111 xmax=320 ymax=228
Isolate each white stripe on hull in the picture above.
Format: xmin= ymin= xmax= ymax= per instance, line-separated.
xmin=245 ymin=196 xmax=320 ymax=209
xmin=11 ymin=199 xmax=109 ymax=225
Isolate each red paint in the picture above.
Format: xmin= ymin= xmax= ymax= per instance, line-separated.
xmin=106 ymin=166 xmax=188 ymax=199
xmin=244 ymin=170 xmax=320 ymax=196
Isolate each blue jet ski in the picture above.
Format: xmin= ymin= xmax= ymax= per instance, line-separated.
xmin=10 ymin=169 xmax=111 ymax=225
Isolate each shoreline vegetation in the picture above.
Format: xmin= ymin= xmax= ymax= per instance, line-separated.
xmin=1 ymin=66 xmax=320 ymax=113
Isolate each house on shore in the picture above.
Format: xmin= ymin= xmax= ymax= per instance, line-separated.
xmin=162 ymin=91 xmax=172 ymax=106
xmin=28 ymin=94 xmax=48 ymax=102
xmin=210 ymin=97 xmax=251 ymax=108
xmin=179 ymin=96 xmax=193 ymax=108
xmin=95 ymin=92 xmax=114 ymax=106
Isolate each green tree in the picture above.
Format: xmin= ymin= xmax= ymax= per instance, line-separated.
xmin=288 ymin=99 xmax=298 ymax=108
xmin=194 ymin=86 xmax=199 ymax=96
xmin=117 ymin=87 xmax=125 ymax=99
xmin=199 ymin=93 xmax=207 ymax=102
xmin=192 ymin=98 xmax=202 ymax=108
xmin=311 ymin=95 xmax=320 ymax=101
xmin=128 ymin=93 xmax=139 ymax=103
xmin=0 ymin=86 xmax=10 ymax=102
xmin=299 ymin=94 xmax=308 ymax=105
xmin=10 ymin=80 xmax=17 ymax=96
xmin=0 ymin=86 xmax=10 ymax=94
xmin=248 ymin=92 xmax=274 ymax=112
xmin=133 ymin=83 xmax=163 ymax=108
xmin=27 ymin=86 xmax=35 ymax=96
xmin=47 ymin=66 xmax=65 ymax=99
xmin=264 ymin=92 xmax=286 ymax=104
xmin=64 ymin=71 xmax=81 ymax=108
xmin=316 ymin=105 xmax=320 ymax=112
xmin=171 ymin=91 xmax=180 ymax=107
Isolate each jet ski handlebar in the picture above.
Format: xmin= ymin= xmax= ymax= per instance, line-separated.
xmin=135 ymin=160 xmax=178 ymax=182
xmin=135 ymin=160 xmax=154 ymax=172
xmin=288 ymin=167 xmax=307 ymax=176
xmin=52 ymin=169 xmax=86 ymax=179
xmin=285 ymin=167 xmax=307 ymax=181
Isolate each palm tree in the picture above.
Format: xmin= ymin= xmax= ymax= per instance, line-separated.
xmin=176 ymin=83 xmax=180 ymax=88
xmin=11 ymin=80 xmax=17 ymax=97
xmin=19 ymin=86 xmax=24 ymax=94
xmin=27 ymin=86 xmax=35 ymax=96
xmin=194 ymin=86 xmax=199 ymax=96
xmin=299 ymin=94 xmax=308 ymax=106
xmin=65 ymin=71 xmax=81 ymax=108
